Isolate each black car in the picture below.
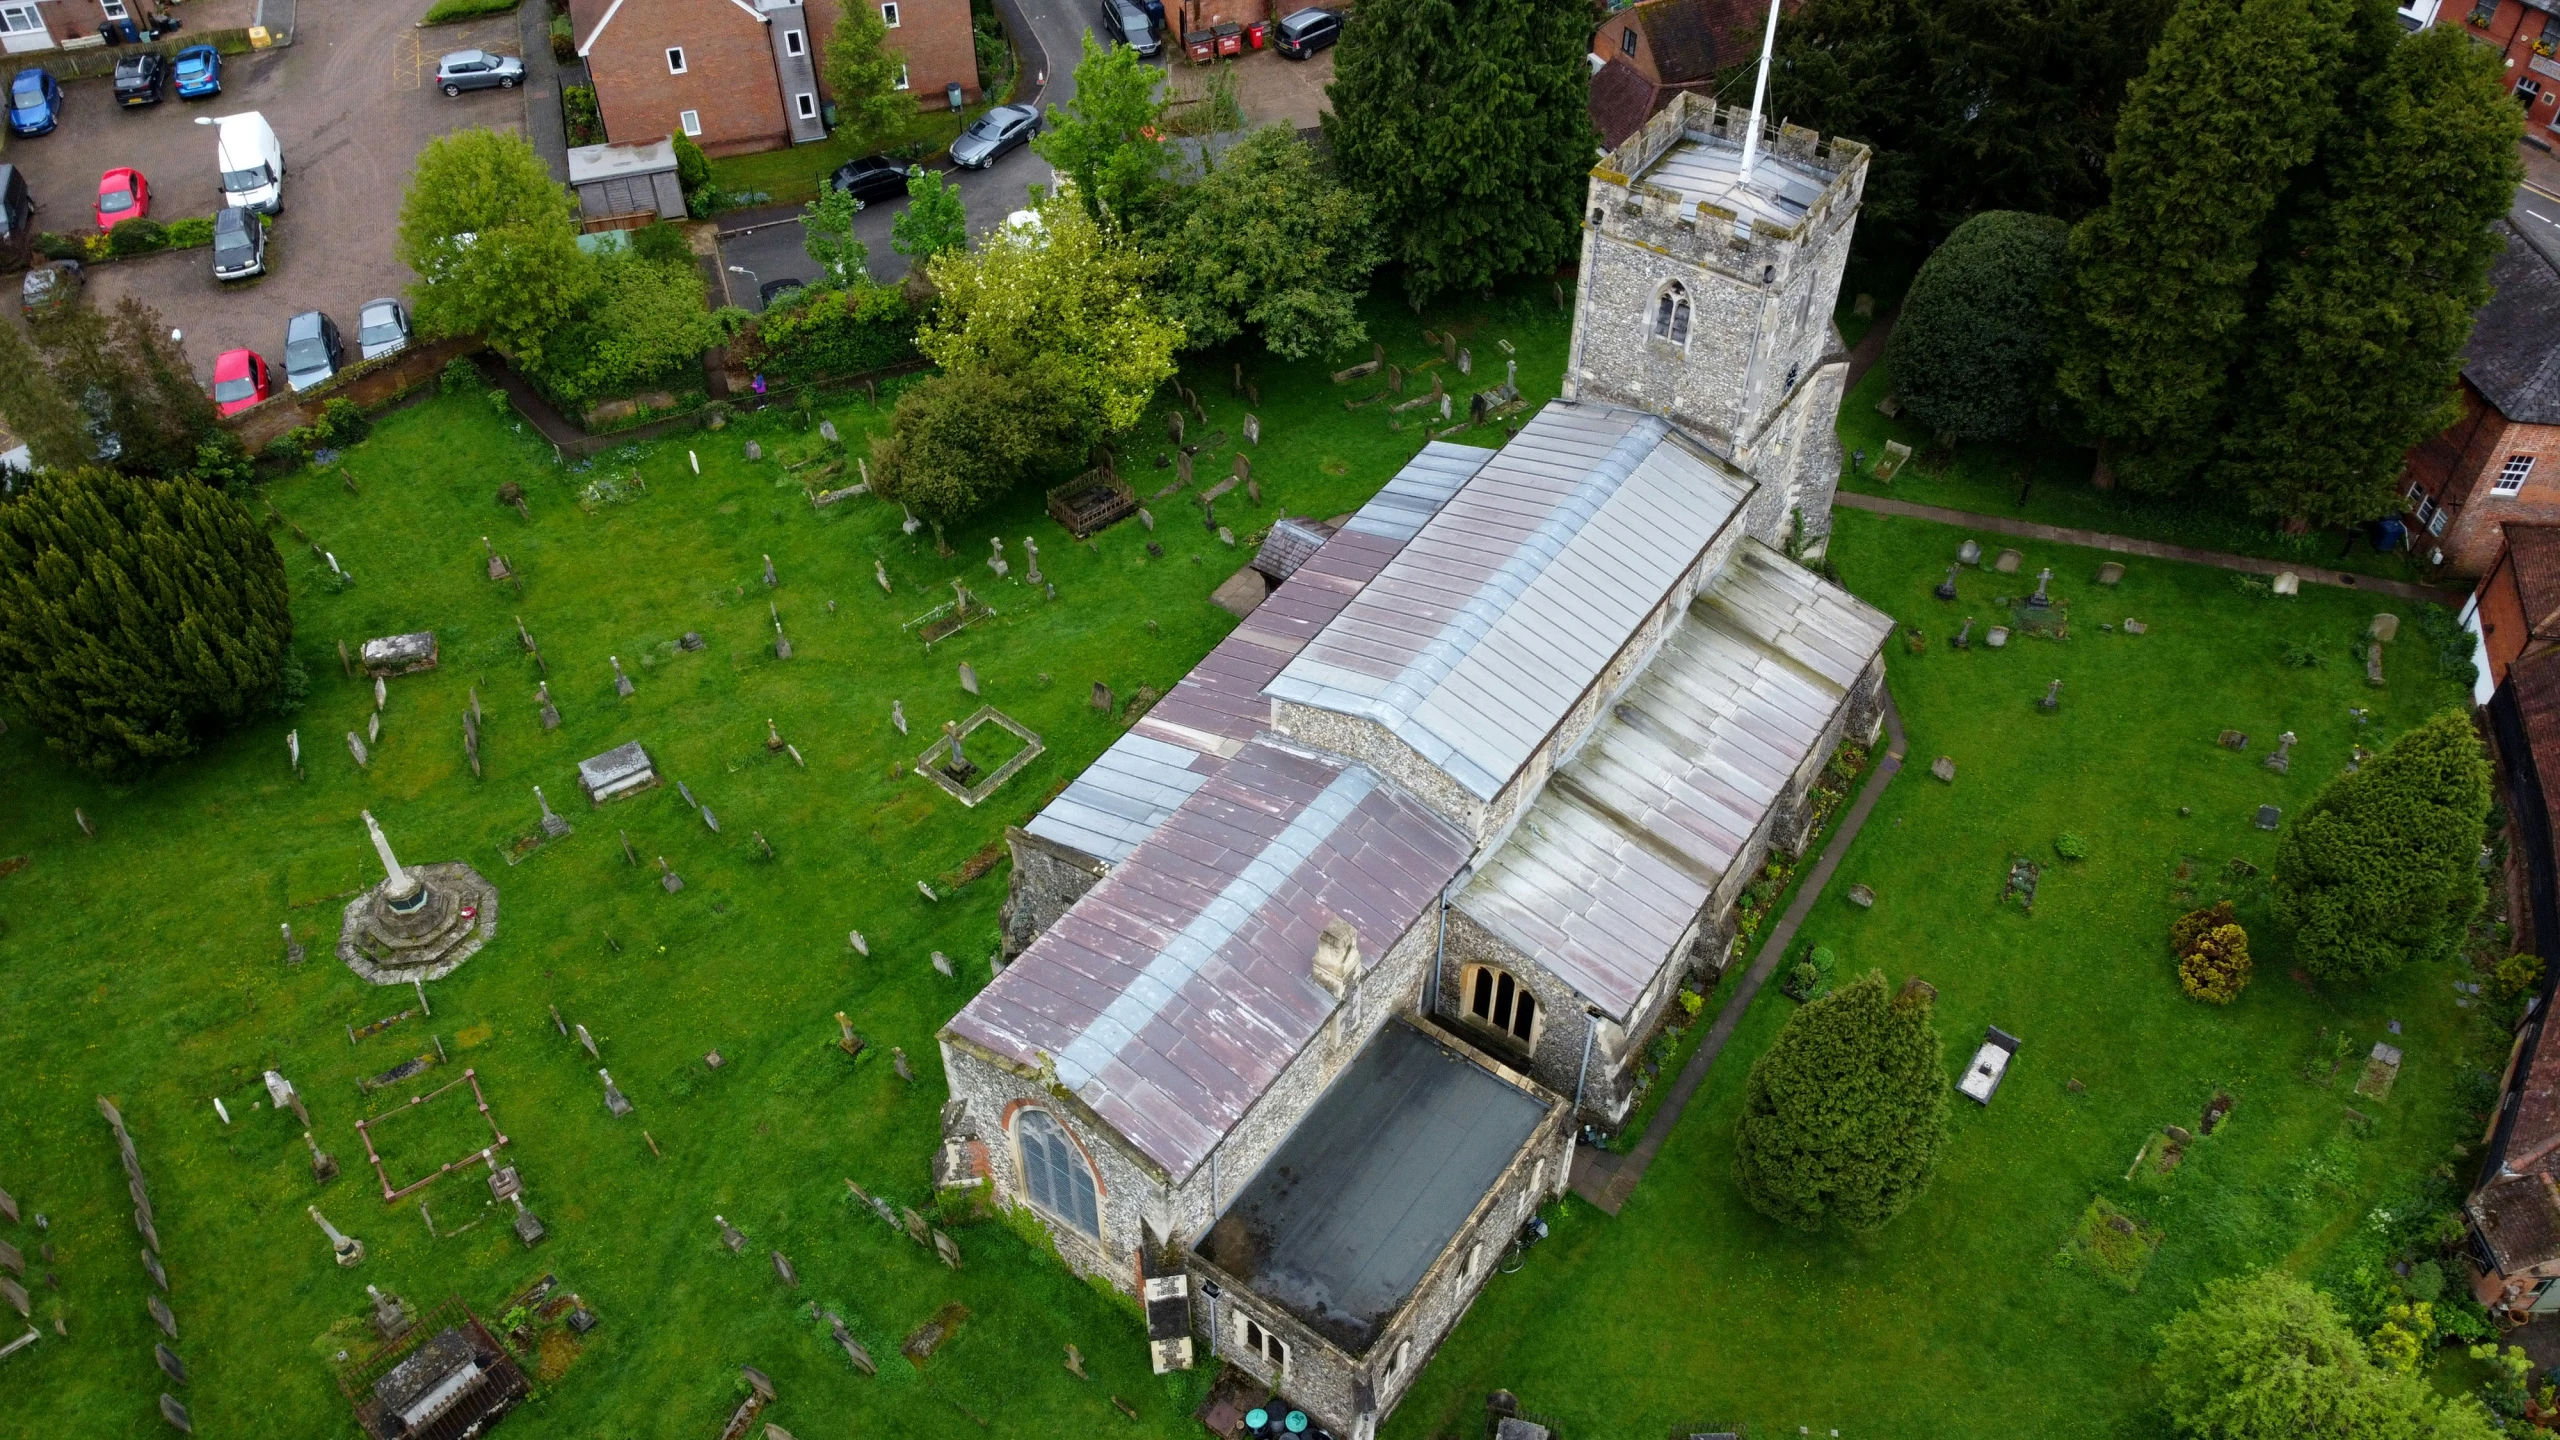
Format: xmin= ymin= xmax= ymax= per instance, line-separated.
xmin=211 ymin=206 xmax=265 ymax=282
xmin=1274 ymin=6 xmax=1340 ymax=58
xmin=758 ymin=277 xmax=807 ymax=309
xmin=1098 ymin=0 xmax=1161 ymax=57
xmin=828 ymin=155 xmax=910 ymax=204
xmin=113 ymin=52 xmax=165 ymax=107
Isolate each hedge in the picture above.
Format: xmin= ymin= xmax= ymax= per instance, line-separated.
xmin=420 ymin=0 xmax=519 ymax=22
xmin=745 ymin=283 xmax=918 ymax=382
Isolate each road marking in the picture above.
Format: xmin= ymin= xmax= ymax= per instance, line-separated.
xmin=2529 ymin=207 xmax=2560 ymax=229
xmin=393 ymin=30 xmax=425 ymax=90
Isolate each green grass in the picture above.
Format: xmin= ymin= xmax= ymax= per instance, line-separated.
xmin=1384 ymin=507 xmax=2498 ymax=1440
xmin=1837 ymin=359 xmax=2435 ymax=585
xmin=419 ymin=0 xmax=520 ymax=24
xmin=707 ymin=88 xmax=1012 ymax=209
xmin=0 ymin=289 xmax=1571 ymax=1439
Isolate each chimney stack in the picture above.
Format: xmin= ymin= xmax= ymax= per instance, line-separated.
xmin=1312 ymin=918 xmax=1361 ymax=1000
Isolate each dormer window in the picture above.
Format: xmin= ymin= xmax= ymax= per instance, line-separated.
xmin=1652 ymin=282 xmax=1690 ymax=347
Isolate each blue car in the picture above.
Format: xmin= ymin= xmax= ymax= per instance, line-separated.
xmin=7 ymin=68 xmax=60 ymax=137
xmin=172 ymin=46 xmax=220 ymax=99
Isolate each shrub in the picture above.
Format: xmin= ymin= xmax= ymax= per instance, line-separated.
xmin=421 ymin=0 xmax=519 ymax=22
xmin=317 ymin=398 xmax=370 ymax=448
xmin=442 ymin=356 xmax=481 ymax=395
xmin=672 ymin=131 xmax=712 ymax=195
xmin=2495 ymin=952 xmax=2545 ymax=1002
xmin=1731 ymin=971 xmax=1946 ymax=1234
xmin=1884 ymin=211 xmax=2071 ymax=444
xmin=2170 ymin=900 xmax=2238 ymax=956
xmin=2178 ymin=923 xmax=2253 ymax=1005
xmin=531 ymin=252 xmax=724 ymax=407
xmin=2158 ymin=1271 xmax=2504 ymax=1440
xmin=869 ymin=366 xmax=1084 ymax=528
xmin=163 ymin=215 xmax=216 ymax=249
xmin=35 ymin=232 xmax=83 ymax=261
xmin=2273 ymin=708 xmax=2492 ymax=982
xmin=487 ymin=388 xmax=513 ymax=419
xmin=106 ymin=218 xmax=170 ymax=257
xmin=562 ymin=84 xmax=603 ymax=147
xmin=189 ymin=431 xmax=257 ymax=494
xmin=2054 ymin=831 xmax=2088 ymax=861
xmin=549 ymin=13 xmax=575 ymax=63
xmin=629 ymin=222 xmax=692 ymax=268
xmin=749 ymin=282 xmax=918 ymax=381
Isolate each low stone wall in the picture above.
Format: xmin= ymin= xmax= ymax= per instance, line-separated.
xmin=222 ymin=337 xmax=483 ymax=453
xmin=39 ymin=27 xmax=280 ymax=82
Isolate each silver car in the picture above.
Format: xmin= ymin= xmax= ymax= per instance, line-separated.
xmin=282 ymin=310 xmax=343 ymax=393
xmin=436 ymin=50 xmax=523 ymax=96
xmin=949 ymin=104 xmax=1039 ymax=169
xmin=357 ymin=298 xmax=410 ymax=360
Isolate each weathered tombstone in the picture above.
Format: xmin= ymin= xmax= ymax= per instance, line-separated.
xmin=304 ymin=1131 xmax=337 ymax=1182
xmin=2370 ymin=613 xmax=2400 ymax=643
xmin=2123 ymin=618 xmax=2147 ymax=635
xmin=599 ymin=1068 xmax=632 ymax=1115
xmin=893 ymin=1046 xmax=916 ymax=1082
xmin=147 ymin=1292 xmax=176 ymax=1338
xmin=679 ymin=631 xmax=706 ymax=651
xmin=160 ymin=1394 xmax=192 ymax=1434
xmin=1993 ymin=549 xmax=2023 ymax=574
xmin=1166 ymin=409 xmax=1184 ymax=444
xmin=930 ymin=952 xmax=953 ymax=978
xmin=538 ymin=682 xmax=561 ymax=732
xmin=958 ymin=662 xmax=978 ymax=695
xmin=2096 ymin=562 xmax=2125 ymax=586
xmin=917 ymin=880 xmax=938 ymax=901
xmin=2218 ymin=730 xmax=2248 ymax=751
xmin=1935 ymin=566 xmax=1958 ymax=601
xmin=1952 ymin=618 xmax=1974 ymax=650
xmin=1847 ymin=884 xmax=1876 ymax=908
xmin=717 ymin=1215 xmax=746 ymax=1253
xmin=744 ymin=440 xmax=763 ymax=462
xmin=772 ymin=615 xmax=792 ymax=660
xmin=1091 ymin=681 xmax=1114 ymax=712
xmin=1458 ymin=347 xmax=1472 ymax=375
xmin=2026 ymin=568 xmax=2053 ymax=609
xmin=848 ymin=931 xmax=869 ymax=956
xmin=1985 ymin=626 xmax=2010 ymax=648
xmin=2271 ymin=570 xmax=2301 ymax=596
xmin=576 ymin=1023 xmax=599 ymax=1059
xmin=1138 ymin=507 xmax=1156 ymax=532
xmin=1243 ymin=414 xmax=1260 ymax=445
xmin=368 ymin=1284 xmax=411 ymax=1340
xmin=2254 ymin=805 xmax=2281 ymax=831
xmin=1873 ymin=440 xmax=1913 ymax=480
xmin=892 ymin=701 xmax=907 ymax=735
xmin=742 ymin=1365 xmax=776 ymax=1403
xmin=611 ymin=656 xmax=635 ymax=697
xmin=876 ymin=559 xmax=892 ymax=595
xmin=2039 ymin=678 xmax=2062 ymax=711
xmin=535 ymin=786 xmax=572 ymax=839
xmin=933 ymin=1229 xmax=961 ymax=1269
xmin=310 ymin=1206 xmax=364 ymax=1266
xmin=2264 ymin=731 xmax=2296 ymax=774
xmin=829 ymin=1313 xmax=876 ymax=1375
xmin=1957 ymin=539 xmax=1982 ymax=567
xmin=283 ymin=922 xmax=305 ymax=966
xmin=820 ymin=419 xmax=840 ymax=444
xmin=771 ymin=1250 xmax=798 ymax=1287
xmin=1023 ymin=537 xmax=1042 ymax=586
xmin=2366 ymin=642 xmax=2386 ymax=687
xmin=0 ymin=1241 xmax=17 ymax=1278
xmin=901 ymin=1208 xmax=930 ymax=1247
xmin=514 ymin=1207 xmax=546 ymax=1247
xmin=156 ymin=1343 xmax=186 ymax=1385
xmin=346 ymin=732 xmax=370 ymax=769
xmin=1218 ymin=527 xmax=1236 ymax=547
xmin=0 ymin=1189 xmax=14 ymax=1225
xmin=1931 ymin=756 xmax=1955 ymax=784
xmin=367 ymin=711 xmax=381 ymax=746
xmin=1175 ymin=450 xmax=1194 ymax=485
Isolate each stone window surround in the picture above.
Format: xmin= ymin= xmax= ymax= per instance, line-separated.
xmin=1650 ymin=279 xmax=1693 ymax=351
xmin=1234 ymin=1310 xmax=1289 ymax=1374
xmin=1001 ymin=1098 xmax=1111 ymax=1245
xmin=1459 ymin=962 xmax=1541 ymax=1050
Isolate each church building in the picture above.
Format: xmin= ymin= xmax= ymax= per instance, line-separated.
xmin=935 ymin=92 xmax=1889 ymax=1436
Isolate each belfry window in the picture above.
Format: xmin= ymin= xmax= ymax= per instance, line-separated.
xmin=1652 ymin=283 xmax=1690 ymax=346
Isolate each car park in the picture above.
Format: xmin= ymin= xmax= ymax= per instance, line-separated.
xmin=356 ymin=297 xmax=410 ymax=359
xmin=113 ymin=52 xmax=165 ymax=107
xmin=949 ymin=104 xmax=1039 ymax=169
xmin=827 ymin=155 xmax=910 ymax=203
xmin=211 ymin=111 xmax=286 ymax=213
xmin=172 ymin=46 xmax=221 ymax=99
xmin=21 ymin=259 xmax=82 ymax=318
xmin=1098 ymin=0 xmax=1162 ymax=57
xmin=211 ymin=206 xmax=266 ymax=281
xmin=210 ymin=348 xmax=271 ymax=417
xmin=1274 ymin=6 xmax=1340 ymax=58
xmin=435 ymin=50 xmax=524 ymax=96
xmin=282 ymin=310 xmax=343 ymax=392
xmin=95 ymin=167 xmax=150 ymax=230
xmin=8 ymin=68 xmax=61 ymax=137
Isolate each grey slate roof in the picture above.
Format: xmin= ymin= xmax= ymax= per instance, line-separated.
xmin=1459 ymin=540 xmax=1892 ymax=1019
xmin=1252 ymin=517 xmax=1336 ymax=583
xmin=1198 ymin=1020 xmax=1549 ymax=1355
xmin=1266 ymin=403 xmax=1753 ymax=802
xmin=2468 ymin=220 xmax=2560 ymax=427
xmin=1023 ymin=444 xmax=1488 ymax=865
xmin=950 ymin=737 xmax=1471 ymax=1181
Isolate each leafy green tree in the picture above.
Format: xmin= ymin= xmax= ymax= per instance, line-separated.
xmin=1885 ymin=211 xmax=2069 ymax=443
xmin=2052 ymin=0 xmax=2371 ymax=495
xmin=18 ymin=296 xmax=223 ymax=482
xmin=0 ymin=466 xmax=292 ymax=773
xmin=918 ymin=198 xmax=1181 ymax=444
xmin=2155 ymin=1272 xmax=2502 ymax=1440
xmin=1322 ymin=0 xmax=1589 ymax=304
xmin=671 ymin=131 xmax=712 ymax=198
xmin=869 ymin=368 xmax=1085 ymax=527
xmin=1153 ymin=125 xmax=1378 ymax=361
xmin=891 ymin=165 xmax=969 ymax=263
xmin=751 ymin=282 xmax=918 ymax=379
xmin=1731 ymin=970 xmax=1946 ymax=1233
xmin=0 ymin=315 xmax=87 ymax=474
xmin=2214 ymin=27 xmax=2520 ymax=529
xmin=397 ymin=128 xmax=597 ymax=370
xmin=1769 ymin=0 xmax=2174 ymax=287
xmin=2273 ymin=708 xmax=2489 ymax=983
xmin=802 ymin=184 xmax=871 ymax=287
xmin=535 ymin=252 xmax=734 ymax=407
xmin=822 ymin=2 xmax=917 ymax=148
xmin=1033 ymin=36 xmax=1173 ymax=230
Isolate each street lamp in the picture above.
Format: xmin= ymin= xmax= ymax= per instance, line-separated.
xmin=726 ymin=263 xmax=758 ymax=307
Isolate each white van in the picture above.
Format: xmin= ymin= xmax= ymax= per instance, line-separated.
xmin=213 ymin=112 xmax=284 ymax=214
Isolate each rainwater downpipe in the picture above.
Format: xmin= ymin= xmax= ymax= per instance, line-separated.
xmin=1571 ymin=1011 xmax=1598 ymax=1113
xmin=1430 ymin=866 xmax=1471 ymax=1020
xmin=1205 ymin=1151 xmax=1218 ymax=1348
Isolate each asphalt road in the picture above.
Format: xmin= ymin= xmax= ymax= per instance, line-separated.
xmin=2513 ymin=181 xmax=2560 ymax=270
xmin=715 ymin=0 xmax=1127 ymax=305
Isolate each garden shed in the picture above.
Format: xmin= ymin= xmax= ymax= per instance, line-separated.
xmin=567 ymin=138 xmax=685 ymax=231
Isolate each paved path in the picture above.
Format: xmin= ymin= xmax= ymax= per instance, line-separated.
xmin=1834 ymin=492 xmax=2468 ymax=606
xmin=518 ymin=1 xmax=572 ymax=184
xmin=1569 ymin=696 xmax=1909 ymax=1215
xmin=1843 ymin=302 xmax=1896 ymax=390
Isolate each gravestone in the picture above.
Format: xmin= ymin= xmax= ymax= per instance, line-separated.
xmin=1872 ymin=440 xmax=1913 ymax=480
xmin=901 ymin=1208 xmax=930 ymax=1247
xmin=933 ymin=1230 xmax=961 ymax=1269
xmin=2370 ymin=613 xmax=2400 ymax=643
xmin=1091 ymin=682 xmax=1114 ymax=712
xmin=2123 ymin=618 xmax=2146 ymax=635
xmin=513 ymin=1207 xmax=545 ymax=1246
xmin=2096 ymin=562 xmax=2125 ymax=586
xmin=346 ymin=732 xmax=369 ymax=769
xmin=1848 ymin=884 xmax=1875 ymax=908
xmin=893 ymin=701 xmax=907 ymax=735
xmin=931 ymin=951 xmax=953 ymax=978
xmin=1139 ymin=507 xmax=1155 ymax=532
xmin=538 ymin=683 xmax=561 ymax=731
xmin=535 ymin=787 xmax=572 ymax=839
xmin=160 ymin=1394 xmax=192 ymax=1434
xmin=2366 ymin=642 xmax=2386 ymax=687
xmin=2271 ymin=571 xmax=2300 ymax=596
xmin=1957 ymin=539 xmax=1982 ymax=566
xmin=772 ymin=616 xmax=791 ymax=660
xmin=679 ymin=631 xmax=706 ymax=651
xmin=612 ymin=657 xmax=635 ymax=697
xmin=1147 ymin=542 xmax=1164 ymax=558
xmin=367 ymin=712 xmax=381 ymax=745
xmin=375 ymin=676 xmax=388 ymax=712
xmin=156 ymin=1343 xmax=186 ymax=1385
xmin=744 ymin=441 xmax=762 ymax=461
xmin=1218 ymin=527 xmax=1235 ymax=547
xmin=1993 ymin=549 xmax=2023 ymax=574
xmin=0 ymin=1241 xmax=17 ymax=1278
xmin=1935 ymin=566 xmax=1958 ymax=601
xmin=306 ymin=1131 xmax=339 ymax=1181
xmin=660 ymin=857 xmax=684 ymax=893
xmin=2254 ymin=805 xmax=2281 ymax=831
xmin=2356 ymin=1042 xmax=2403 ymax=1101
xmin=849 ymin=930 xmax=869 ymax=956
xmin=958 ymin=662 xmax=978 ymax=695
xmin=894 ymin=1046 xmax=915 ymax=1081
xmin=830 ymin=1313 xmax=876 ymax=1375
xmin=2039 ymin=679 xmax=2062 ymax=711
xmin=2026 ymin=568 xmax=2053 ymax=608
xmin=1952 ymin=618 xmax=1973 ymax=650
xmin=368 ymin=1285 xmax=411 ymax=1340
xmin=772 ymin=1250 xmax=798 ymax=1287
xmin=700 ymin=806 xmax=719 ymax=833
xmin=1931 ymin=756 xmax=1955 ymax=783
xmin=1985 ymin=626 xmax=2009 ymax=648
xmin=718 ymin=1216 xmax=746 ymax=1253
xmin=2218 ymin=730 xmax=2247 ymax=750
xmin=576 ymin=1023 xmax=598 ymax=1059
xmin=2264 ymin=732 xmax=2296 ymax=774
xmin=148 ymin=1292 xmax=176 ymax=1337
xmin=821 ymin=419 xmax=840 ymax=444
xmin=599 ymin=1069 xmax=632 ymax=1115
xmin=283 ymin=922 xmax=306 ymax=966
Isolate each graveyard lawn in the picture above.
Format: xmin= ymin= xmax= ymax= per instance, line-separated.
xmin=0 ymin=290 xmax=1573 ymax=1440
xmin=1385 ymin=507 xmax=2505 ymax=1440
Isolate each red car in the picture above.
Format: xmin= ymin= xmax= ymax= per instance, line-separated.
xmin=95 ymin=167 xmax=149 ymax=230
xmin=211 ymin=348 xmax=270 ymax=417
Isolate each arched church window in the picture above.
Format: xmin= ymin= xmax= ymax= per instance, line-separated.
xmin=1464 ymin=964 xmax=1538 ymax=1045
xmin=1015 ymin=1108 xmax=1100 ymax=1237
xmin=1651 ymin=283 xmax=1691 ymax=346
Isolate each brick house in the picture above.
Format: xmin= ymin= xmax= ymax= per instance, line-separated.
xmin=1 ymin=0 xmax=167 ymax=55
xmin=1585 ymin=0 xmax=1785 ymax=149
xmin=2426 ymin=0 xmax=2560 ymax=134
xmin=2399 ymin=218 xmax=2560 ymax=577
xmin=571 ymin=0 xmax=978 ymax=159
xmin=2474 ymin=523 xmax=2560 ymax=688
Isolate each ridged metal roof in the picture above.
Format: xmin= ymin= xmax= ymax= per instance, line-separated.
xmin=1265 ymin=402 xmax=1753 ymax=801
xmin=951 ymin=737 xmax=1471 ymax=1181
xmin=1458 ymin=540 xmax=1892 ymax=1019
xmin=1023 ymin=445 xmax=1488 ymax=865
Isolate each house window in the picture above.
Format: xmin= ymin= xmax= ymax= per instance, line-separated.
xmin=2471 ymin=0 xmax=2497 ymax=24
xmin=1651 ymin=282 xmax=1690 ymax=347
xmin=796 ymin=92 xmax=817 ymax=119
xmin=100 ymin=0 xmax=128 ymax=18
xmin=2431 ymin=508 xmax=2450 ymax=536
xmin=678 ymin=109 xmax=702 ymax=136
xmin=0 ymin=2 xmax=41 ymax=30
xmin=1619 ymin=24 xmax=1636 ymax=54
xmin=2499 ymin=455 xmax=2535 ymax=494
xmin=1465 ymin=964 xmax=1538 ymax=1046
xmin=880 ymin=0 xmax=900 ymax=23
xmin=894 ymin=63 xmax=910 ymax=89
xmin=1015 ymin=1108 xmax=1100 ymax=1237
xmin=2411 ymin=485 xmax=2442 ymax=533
xmin=784 ymin=27 xmax=804 ymax=54
xmin=1236 ymin=1313 xmax=1288 ymax=1373
xmin=666 ymin=46 xmax=687 ymax=73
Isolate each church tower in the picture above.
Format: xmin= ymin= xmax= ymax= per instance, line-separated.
xmin=1561 ymin=92 xmax=1868 ymax=557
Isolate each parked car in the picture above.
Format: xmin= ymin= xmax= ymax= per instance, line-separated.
xmin=282 ymin=311 xmax=343 ymax=393
xmin=949 ymin=104 xmax=1039 ymax=169
xmin=758 ymin=277 xmax=806 ymax=308
xmin=210 ymin=348 xmax=271 ymax=417
xmin=356 ymin=297 xmax=411 ymax=360
xmin=171 ymin=45 xmax=220 ymax=99
xmin=828 ymin=155 xmax=911 ymax=203
xmin=214 ymin=111 xmax=285 ymax=214
xmin=435 ymin=50 xmax=524 ymax=96
xmin=0 ymin=165 xmax=31 ymax=270
xmin=95 ymin=167 xmax=150 ymax=231
xmin=113 ymin=51 xmax=165 ymax=107
xmin=1098 ymin=0 xmax=1161 ymax=57
xmin=1274 ymin=6 xmax=1340 ymax=58
xmin=210 ymin=205 xmax=265 ymax=281
xmin=8 ymin=68 xmax=61 ymax=136
xmin=21 ymin=259 xmax=82 ymax=318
